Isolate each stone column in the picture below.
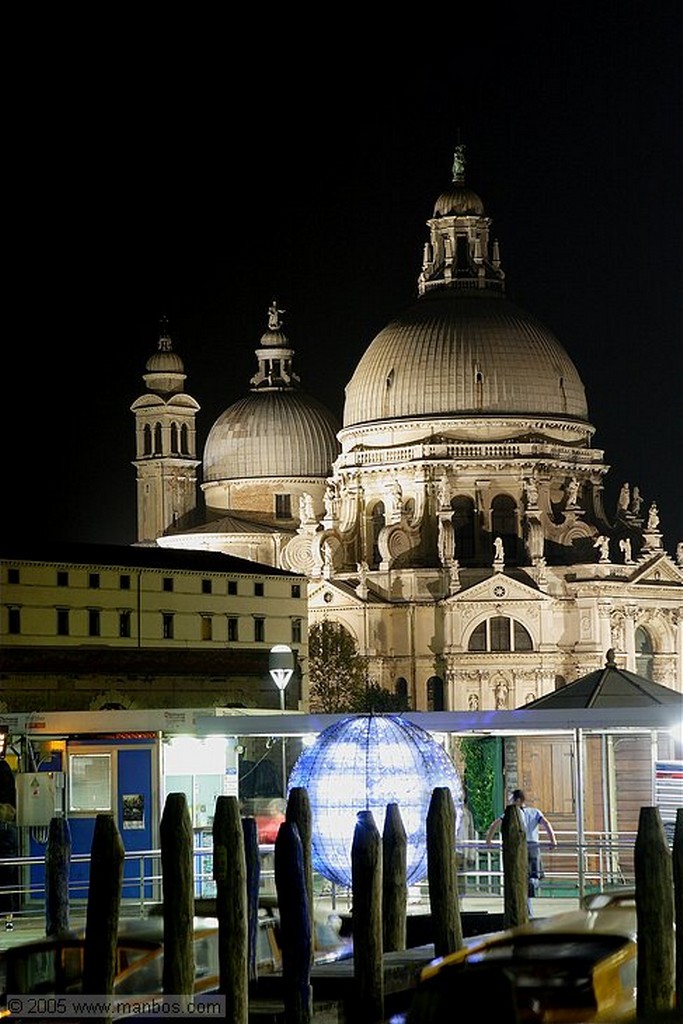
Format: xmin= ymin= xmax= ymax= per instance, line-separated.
xmin=676 ymin=608 xmax=683 ymax=690
xmin=598 ymin=600 xmax=613 ymax=657
xmin=624 ymin=605 xmax=637 ymax=673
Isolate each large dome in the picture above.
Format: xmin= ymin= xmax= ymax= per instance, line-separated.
xmin=343 ymin=289 xmax=588 ymax=427
xmin=204 ymin=390 xmax=340 ymax=481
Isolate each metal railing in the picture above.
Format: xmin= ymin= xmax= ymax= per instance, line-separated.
xmin=0 ymin=830 xmax=638 ymax=929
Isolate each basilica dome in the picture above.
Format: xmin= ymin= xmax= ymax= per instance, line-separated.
xmin=343 ymin=289 xmax=588 ymax=428
xmin=203 ymin=390 xmax=340 ymax=481
xmin=203 ymin=303 xmax=340 ymax=483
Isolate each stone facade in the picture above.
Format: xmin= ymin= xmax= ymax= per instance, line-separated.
xmin=139 ymin=156 xmax=683 ymax=711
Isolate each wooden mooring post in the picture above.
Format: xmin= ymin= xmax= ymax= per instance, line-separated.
xmin=160 ymin=792 xmax=195 ymax=1006
xmin=383 ymin=802 xmax=407 ymax=953
xmin=426 ymin=787 xmax=463 ymax=957
xmin=274 ymin=820 xmax=313 ymax=1024
xmin=501 ymin=803 xmax=528 ymax=929
xmin=213 ymin=794 xmax=248 ymax=1024
xmin=286 ymin=786 xmax=314 ymax=966
xmin=82 ymin=814 xmax=124 ymax=1023
xmin=635 ymin=806 xmax=675 ymax=1020
xmin=352 ymin=809 xmax=384 ymax=1023
xmin=45 ymin=815 xmax=71 ymax=937
xmin=242 ymin=814 xmax=261 ymax=983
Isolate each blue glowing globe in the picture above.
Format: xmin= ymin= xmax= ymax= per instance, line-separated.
xmin=287 ymin=714 xmax=463 ymax=888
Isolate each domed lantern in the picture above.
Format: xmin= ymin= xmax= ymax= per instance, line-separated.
xmin=287 ymin=714 xmax=464 ymax=888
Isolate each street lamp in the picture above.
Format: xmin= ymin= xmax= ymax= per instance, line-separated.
xmin=269 ymin=644 xmax=295 ymax=797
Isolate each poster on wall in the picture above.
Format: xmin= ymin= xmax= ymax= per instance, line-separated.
xmin=122 ymin=793 xmax=145 ymax=830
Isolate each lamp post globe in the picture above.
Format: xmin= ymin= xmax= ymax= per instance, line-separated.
xmin=269 ymin=644 xmax=295 ymax=710
xmin=269 ymin=644 xmax=295 ymax=798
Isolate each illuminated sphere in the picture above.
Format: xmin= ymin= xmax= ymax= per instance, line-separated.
xmin=287 ymin=714 xmax=464 ymax=888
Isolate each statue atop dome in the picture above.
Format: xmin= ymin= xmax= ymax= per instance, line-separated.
xmin=267 ymin=299 xmax=285 ymax=331
xmin=452 ymin=143 xmax=466 ymax=184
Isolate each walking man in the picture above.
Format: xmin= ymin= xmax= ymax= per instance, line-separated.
xmin=486 ymin=789 xmax=557 ymax=905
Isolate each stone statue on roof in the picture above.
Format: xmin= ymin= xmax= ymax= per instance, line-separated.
xmin=594 ymin=535 xmax=610 ymax=562
xmin=267 ymin=299 xmax=284 ymax=331
xmin=619 ymin=537 xmax=633 ymax=564
xmin=452 ymin=144 xmax=466 ymax=183
xmin=630 ymin=486 xmax=643 ymax=517
xmin=566 ymin=477 xmax=579 ymax=508
xmin=617 ymin=483 xmax=630 ymax=513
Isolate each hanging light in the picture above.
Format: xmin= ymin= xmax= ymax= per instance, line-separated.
xmin=287 ymin=714 xmax=464 ymax=887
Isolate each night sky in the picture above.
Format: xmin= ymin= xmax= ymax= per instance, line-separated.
xmin=8 ymin=6 xmax=682 ymax=554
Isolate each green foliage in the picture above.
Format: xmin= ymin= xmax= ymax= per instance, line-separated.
xmin=458 ymin=736 xmax=499 ymax=834
xmin=308 ymin=621 xmax=411 ymax=713
xmin=308 ymin=621 xmax=369 ymax=713
xmin=351 ymin=682 xmax=410 ymax=713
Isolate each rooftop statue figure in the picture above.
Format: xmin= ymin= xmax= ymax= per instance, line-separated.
xmin=267 ymin=299 xmax=284 ymax=331
xmin=452 ymin=144 xmax=466 ymax=183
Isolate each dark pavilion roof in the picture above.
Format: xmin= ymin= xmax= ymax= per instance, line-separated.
xmin=523 ymin=650 xmax=683 ymax=709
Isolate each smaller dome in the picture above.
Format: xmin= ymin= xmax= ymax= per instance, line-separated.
xmin=259 ymin=328 xmax=289 ymax=349
xmin=145 ymin=346 xmax=185 ymax=374
xmin=142 ymin=329 xmax=187 ymax=397
xmin=204 ymin=391 xmax=340 ymax=481
xmin=433 ymin=186 xmax=486 ymax=218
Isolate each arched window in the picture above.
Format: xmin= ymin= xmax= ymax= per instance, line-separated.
xmin=426 ymin=676 xmax=444 ymax=711
xmin=170 ymin=422 xmax=179 ymax=454
xmin=452 ymin=496 xmax=475 ymax=562
xmin=180 ymin=423 xmax=190 ymax=455
xmin=143 ymin=424 xmax=152 ymax=455
xmin=154 ymin=422 xmax=163 ymax=454
xmin=395 ymin=677 xmax=408 ymax=703
xmin=491 ymin=494 xmax=518 ymax=563
xmin=635 ymin=626 xmax=654 ymax=680
xmin=468 ymin=616 xmax=533 ymax=652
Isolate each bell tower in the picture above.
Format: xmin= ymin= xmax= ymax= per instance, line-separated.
xmin=130 ymin=319 xmax=200 ymax=544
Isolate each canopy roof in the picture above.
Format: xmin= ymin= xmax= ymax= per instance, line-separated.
xmin=523 ymin=650 xmax=683 ymax=710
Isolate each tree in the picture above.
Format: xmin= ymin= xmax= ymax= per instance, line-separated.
xmin=308 ymin=622 xmax=411 ymax=713
xmin=351 ymin=683 xmax=410 ymax=713
xmin=308 ymin=621 xmax=368 ymax=712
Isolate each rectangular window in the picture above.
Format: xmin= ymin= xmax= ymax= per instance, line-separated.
xmin=162 ymin=613 xmax=174 ymax=639
xmin=291 ymin=617 xmax=302 ymax=644
xmin=201 ymin=579 xmax=212 ymax=594
xmin=254 ymin=582 xmax=264 ymax=597
xmin=254 ymin=617 xmax=265 ymax=643
xmin=8 ymin=568 xmax=19 ymax=584
xmin=57 ymin=609 xmax=69 ymax=636
xmin=162 ymin=577 xmax=174 ymax=592
xmin=8 ymin=607 xmax=20 ymax=634
xmin=275 ymin=494 xmax=292 ymax=520
xmin=490 ymin=616 xmax=511 ymax=652
xmin=89 ymin=573 xmax=100 ymax=589
xmin=88 ymin=609 xmax=101 ymax=637
xmin=57 ymin=571 xmax=69 ymax=587
xmin=227 ymin=617 xmax=239 ymax=642
xmin=291 ymin=584 xmax=301 ymax=599
xmin=119 ymin=610 xmax=131 ymax=638
xmin=69 ymin=753 xmax=112 ymax=812
xmin=201 ymin=615 xmax=213 ymax=641
xmin=120 ymin=574 xmax=131 ymax=590
xmin=227 ymin=580 xmax=238 ymax=596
